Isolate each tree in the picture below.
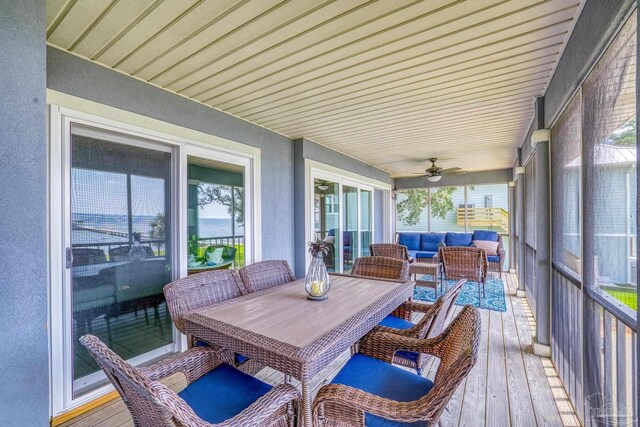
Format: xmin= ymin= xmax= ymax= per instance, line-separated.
xmin=149 ymin=213 xmax=165 ymax=239
xmin=396 ymin=187 xmax=459 ymax=226
xmin=607 ymin=117 xmax=636 ymax=146
xmin=197 ymin=184 xmax=245 ymax=225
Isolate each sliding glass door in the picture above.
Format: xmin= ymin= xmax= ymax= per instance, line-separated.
xmin=69 ymin=125 xmax=175 ymax=398
xmin=51 ymin=109 xmax=257 ymax=414
xmin=187 ymin=158 xmax=246 ymax=274
xmin=311 ymin=174 xmax=376 ymax=273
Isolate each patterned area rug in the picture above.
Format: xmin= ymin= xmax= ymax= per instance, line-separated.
xmin=413 ymin=276 xmax=507 ymax=312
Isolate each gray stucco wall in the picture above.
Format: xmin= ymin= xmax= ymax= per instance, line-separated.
xmin=394 ymin=168 xmax=512 ymax=189
xmin=292 ymin=138 xmax=391 ymax=276
xmin=0 ymin=1 xmax=49 ymax=424
xmin=47 ymin=47 xmax=295 ymax=266
xmin=301 ymin=138 xmax=393 ymax=185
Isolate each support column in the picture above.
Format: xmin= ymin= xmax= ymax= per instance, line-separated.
xmin=532 ymin=129 xmax=552 ymax=357
xmin=515 ymin=166 xmax=526 ymax=297
xmin=0 ymin=0 xmax=49 ymax=424
xmin=508 ymin=181 xmax=516 ymax=273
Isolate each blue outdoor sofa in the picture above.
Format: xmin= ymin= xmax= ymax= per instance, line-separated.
xmin=397 ymin=230 xmax=505 ymax=275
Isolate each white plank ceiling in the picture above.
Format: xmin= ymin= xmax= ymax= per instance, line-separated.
xmin=46 ymin=0 xmax=582 ymax=177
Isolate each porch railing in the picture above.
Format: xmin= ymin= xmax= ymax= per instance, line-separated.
xmin=552 ymin=263 xmax=638 ymax=426
xmin=195 ymin=235 xmax=245 ymax=268
xmin=72 ymin=235 xmax=245 ymax=268
xmin=456 ymin=207 xmax=509 ymax=233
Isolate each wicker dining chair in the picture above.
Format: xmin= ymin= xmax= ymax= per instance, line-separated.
xmin=313 ymin=306 xmax=481 ymax=427
xmin=373 ymin=279 xmax=466 ymax=375
xmin=369 ymin=243 xmax=414 ymax=263
xmin=351 ymin=256 xmax=410 ymax=282
xmin=239 ymin=260 xmax=296 ymax=293
xmin=439 ymin=246 xmax=487 ymax=300
xmin=163 ymin=270 xmax=261 ymax=374
xmin=80 ymin=334 xmax=299 ymax=427
xmin=350 ymin=256 xmax=412 ymax=322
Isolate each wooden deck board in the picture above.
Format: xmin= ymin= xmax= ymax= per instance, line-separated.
xmin=58 ymin=273 xmax=577 ymax=427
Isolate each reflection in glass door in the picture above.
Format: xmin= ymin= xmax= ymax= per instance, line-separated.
xmin=361 ymin=190 xmax=372 ymax=256
xmin=69 ymin=126 xmax=174 ymax=397
xmin=187 ymin=158 xmax=245 ymax=274
xmin=313 ymin=179 xmax=340 ymax=272
xmin=343 ymin=186 xmax=359 ymax=272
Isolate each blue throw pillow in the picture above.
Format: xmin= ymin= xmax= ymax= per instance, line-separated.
xmin=398 ymin=233 xmax=421 ymax=250
xmin=445 ymin=232 xmax=473 ymax=247
xmin=473 ymin=230 xmax=499 ymax=242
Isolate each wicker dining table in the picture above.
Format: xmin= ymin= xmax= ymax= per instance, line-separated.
xmin=184 ymin=274 xmax=414 ymax=426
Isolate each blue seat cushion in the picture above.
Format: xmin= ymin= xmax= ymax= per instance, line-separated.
xmin=473 ymin=230 xmax=499 ymax=242
xmin=332 ymin=354 xmax=433 ymax=427
xmin=343 ymin=231 xmax=352 ymax=246
xmin=398 ymin=233 xmax=421 ymax=250
xmin=178 ymin=363 xmax=272 ymax=424
xmin=487 ymin=255 xmax=500 ymax=263
xmin=420 ymin=233 xmax=445 ymax=252
xmin=235 ymin=353 xmax=249 ymax=365
xmin=395 ymin=350 xmax=420 ymax=364
xmin=378 ymin=315 xmax=415 ymax=330
xmin=445 ymin=232 xmax=473 ymax=247
xmin=414 ymin=251 xmax=437 ymax=259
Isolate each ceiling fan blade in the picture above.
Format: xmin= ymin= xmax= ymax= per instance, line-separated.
xmin=444 ymin=170 xmax=468 ymax=175
xmin=440 ymin=167 xmax=462 ymax=173
xmin=411 ymin=173 xmax=428 ymax=176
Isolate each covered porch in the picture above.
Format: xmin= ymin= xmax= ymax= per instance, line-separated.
xmin=1 ymin=0 xmax=639 ymax=426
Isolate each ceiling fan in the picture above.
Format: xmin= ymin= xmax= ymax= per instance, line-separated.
xmin=413 ymin=158 xmax=467 ymax=182
xmin=315 ymin=180 xmax=331 ymax=191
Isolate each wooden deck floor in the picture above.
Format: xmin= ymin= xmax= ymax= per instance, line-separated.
xmin=60 ymin=273 xmax=579 ymax=427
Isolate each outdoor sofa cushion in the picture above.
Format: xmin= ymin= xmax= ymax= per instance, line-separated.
xmin=178 ymin=363 xmax=272 ymax=424
xmin=473 ymin=230 xmax=499 ymax=242
xmin=472 ymin=240 xmax=499 ymax=255
xmin=331 ymin=353 xmax=433 ymax=427
xmin=420 ymin=232 xmax=446 ymax=252
xmin=487 ymin=255 xmax=500 ymax=263
xmin=445 ymin=232 xmax=473 ymax=247
xmin=398 ymin=233 xmax=421 ymax=250
xmin=407 ymin=250 xmax=437 ymax=260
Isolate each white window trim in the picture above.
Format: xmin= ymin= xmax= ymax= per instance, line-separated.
xmin=305 ymin=160 xmax=392 ymax=272
xmin=48 ymin=94 xmax=261 ymax=416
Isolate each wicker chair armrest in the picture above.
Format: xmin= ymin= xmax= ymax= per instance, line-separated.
xmin=140 ymin=346 xmax=225 ymax=384
xmin=359 ymin=331 xmax=443 ymax=363
xmin=399 ymin=300 xmax=434 ymax=313
xmin=218 ymin=383 xmax=300 ymax=427
xmin=314 ymin=383 xmax=433 ymax=424
xmin=373 ymin=300 xmax=440 ymax=338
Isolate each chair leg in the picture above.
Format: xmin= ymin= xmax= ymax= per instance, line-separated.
xmin=154 ymin=305 xmax=164 ymax=337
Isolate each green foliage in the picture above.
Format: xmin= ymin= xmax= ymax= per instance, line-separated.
xmin=396 ymin=187 xmax=460 ymax=226
xmin=607 ymin=117 xmax=636 ymax=146
xmin=197 ymin=184 xmax=245 ymax=225
xmin=430 ymin=187 xmax=457 ymax=219
xmin=188 ymin=235 xmax=199 ymax=257
xmin=396 ymin=189 xmax=428 ymax=226
xmin=150 ymin=213 xmax=165 ymax=239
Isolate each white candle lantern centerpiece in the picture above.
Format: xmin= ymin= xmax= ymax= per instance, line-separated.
xmin=305 ymin=241 xmax=331 ymax=301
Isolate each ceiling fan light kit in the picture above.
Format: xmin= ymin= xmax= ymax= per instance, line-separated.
xmin=317 ymin=185 xmax=329 ymax=191
xmin=427 ymin=175 xmax=442 ymax=182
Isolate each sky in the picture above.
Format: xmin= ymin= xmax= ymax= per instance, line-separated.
xmin=72 ymin=168 xmax=233 ymax=219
